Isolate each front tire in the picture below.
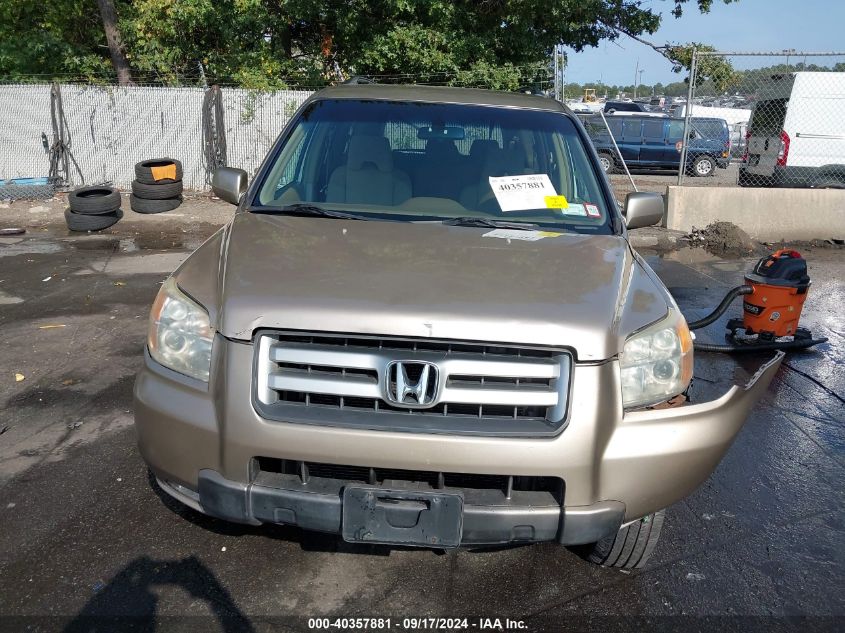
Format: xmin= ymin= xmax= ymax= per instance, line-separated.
xmin=597 ymin=152 xmax=615 ymax=174
xmin=572 ymin=509 xmax=665 ymax=569
xmin=691 ymin=155 xmax=715 ymax=177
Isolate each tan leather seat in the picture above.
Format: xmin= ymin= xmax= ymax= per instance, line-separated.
xmin=326 ymin=136 xmax=412 ymax=205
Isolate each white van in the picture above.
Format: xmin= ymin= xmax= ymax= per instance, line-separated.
xmin=740 ymin=72 xmax=845 ymax=187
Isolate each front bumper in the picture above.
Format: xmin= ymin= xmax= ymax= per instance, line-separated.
xmin=134 ymin=338 xmax=783 ymax=546
xmin=158 ymin=471 xmax=625 ymax=546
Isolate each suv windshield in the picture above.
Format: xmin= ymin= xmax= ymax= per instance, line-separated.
xmin=253 ymin=99 xmax=613 ymax=233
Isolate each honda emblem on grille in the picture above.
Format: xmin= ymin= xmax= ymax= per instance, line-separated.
xmin=385 ymin=361 xmax=440 ymax=408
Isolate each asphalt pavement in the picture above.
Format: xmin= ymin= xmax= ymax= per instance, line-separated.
xmin=0 ymin=199 xmax=843 ymax=632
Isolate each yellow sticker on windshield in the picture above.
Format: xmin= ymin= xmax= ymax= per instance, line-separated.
xmin=544 ymin=195 xmax=568 ymax=209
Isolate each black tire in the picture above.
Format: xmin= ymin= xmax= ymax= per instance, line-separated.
xmin=691 ymin=155 xmax=715 ymax=177
xmin=131 ymin=179 xmax=184 ymax=199
xmin=134 ymin=158 xmax=184 ymax=184
xmin=65 ymin=208 xmax=123 ymax=232
xmin=67 ymin=186 xmax=121 ymax=215
xmin=572 ymin=510 xmax=665 ymax=569
xmin=130 ymin=194 xmax=183 ymax=214
xmin=597 ymin=152 xmax=615 ymax=174
xmin=811 ymin=179 xmax=845 ymax=189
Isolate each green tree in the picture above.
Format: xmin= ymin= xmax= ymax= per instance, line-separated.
xmin=0 ymin=0 xmax=741 ymax=89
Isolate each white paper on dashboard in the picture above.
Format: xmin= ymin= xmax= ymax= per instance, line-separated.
xmin=488 ymin=174 xmax=558 ymax=212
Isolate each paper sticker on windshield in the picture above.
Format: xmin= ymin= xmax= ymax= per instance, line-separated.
xmin=585 ymin=203 xmax=601 ymax=218
xmin=562 ymin=203 xmax=586 ymax=216
xmin=483 ymin=229 xmax=562 ymax=241
xmin=544 ymin=195 xmax=568 ymax=209
xmin=489 ymin=174 xmax=558 ymax=212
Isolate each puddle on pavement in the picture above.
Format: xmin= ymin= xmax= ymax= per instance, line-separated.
xmin=0 ymin=229 xmax=209 ymax=259
xmin=0 ymin=238 xmax=64 ymax=257
xmin=643 ymin=247 xmax=753 ymax=279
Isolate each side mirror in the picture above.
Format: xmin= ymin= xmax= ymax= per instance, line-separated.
xmin=623 ymin=192 xmax=664 ymax=230
xmin=212 ymin=167 xmax=248 ymax=205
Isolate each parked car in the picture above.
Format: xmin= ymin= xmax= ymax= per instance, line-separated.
xmin=740 ymin=71 xmax=845 ymax=188
xmin=134 ymin=84 xmax=780 ymax=568
xmin=603 ymin=100 xmax=649 ymax=114
xmin=584 ymin=114 xmax=730 ymax=176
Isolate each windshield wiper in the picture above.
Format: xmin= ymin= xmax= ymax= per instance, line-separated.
xmin=442 ymin=217 xmax=538 ymax=230
xmin=257 ymin=203 xmax=368 ymax=221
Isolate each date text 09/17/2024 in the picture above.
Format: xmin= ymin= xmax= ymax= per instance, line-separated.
xmin=307 ymin=617 xmax=528 ymax=630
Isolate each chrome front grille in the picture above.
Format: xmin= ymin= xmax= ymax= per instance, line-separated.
xmin=253 ymin=332 xmax=572 ymax=436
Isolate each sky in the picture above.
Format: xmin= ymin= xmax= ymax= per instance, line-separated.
xmin=564 ymin=0 xmax=845 ymax=87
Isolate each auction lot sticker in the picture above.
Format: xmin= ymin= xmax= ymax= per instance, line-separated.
xmin=489 ymin=174 xmax=558 ymax=212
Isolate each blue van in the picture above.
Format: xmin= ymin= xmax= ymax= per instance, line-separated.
xmin=581 ymin=114 xmax=730 ymax=177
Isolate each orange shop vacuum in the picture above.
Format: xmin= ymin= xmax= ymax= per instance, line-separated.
xmin=685 ymin=249 xmax=828 ymax=353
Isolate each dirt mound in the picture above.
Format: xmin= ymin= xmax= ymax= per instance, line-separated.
xmin=685 ymin=221 xmax=759 ymax=256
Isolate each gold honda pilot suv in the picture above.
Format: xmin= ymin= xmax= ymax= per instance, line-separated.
xmin=134 ymin=85 xmax=781 ymax=568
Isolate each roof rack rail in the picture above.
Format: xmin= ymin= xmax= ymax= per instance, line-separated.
xmin=342 ymin=76 xmax=375 ymax=85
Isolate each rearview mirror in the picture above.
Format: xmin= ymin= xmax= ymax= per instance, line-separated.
xmin=212 ymin=167 xmax=248 ymax=205
xmin=623 ymin=192 xmax=664 ymax=230
xmin=417 ymin=125 xmax=465 ymax=140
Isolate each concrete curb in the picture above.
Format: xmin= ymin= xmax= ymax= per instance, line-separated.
xmin=664 ymin=185 xmax=845 ymax=241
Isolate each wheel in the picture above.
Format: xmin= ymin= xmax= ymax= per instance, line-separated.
xmin=130 ymin=194 xmax=183 ymax=214
xmin=597 ymin=152 xmax=615 ymax=174
xmin=571 ymin=509 xmax=665 ymax=569
xmin=691 ymin=155 xmax=715 ymax=177
xmin=67 ymin=186 xmax=121 ymax=214
xmin=131 ymin=179 xmax=184 ymax=199
xmin=811 ymin=179 xmax=845 ymax=189
xmin=65 ymin=207 xmax=123 ymax=232
xmin=134 ymin=158 xmax=183 ymax=184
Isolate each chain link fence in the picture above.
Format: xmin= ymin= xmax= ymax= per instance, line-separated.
xmin=679 ymin=51 xmax=845 ymax=188
xmin=0 ymin=83 xmax=313 ymax=198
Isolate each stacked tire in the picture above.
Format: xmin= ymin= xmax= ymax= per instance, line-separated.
xmin=65 ymin=186 xmax=123 ymax=232
xmin=131 ymin=158 xmax=184 ymax=214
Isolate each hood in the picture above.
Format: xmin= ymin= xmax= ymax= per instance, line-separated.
xmin=177 ymin=213 xmax=670 ymax=361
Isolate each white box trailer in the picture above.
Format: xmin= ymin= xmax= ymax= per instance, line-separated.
xmin=740 ymin=72 xmax=845 ymax=187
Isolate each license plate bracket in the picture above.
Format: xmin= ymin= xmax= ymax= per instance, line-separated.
xmin=342 ymin=486 xmax=464 ymax=548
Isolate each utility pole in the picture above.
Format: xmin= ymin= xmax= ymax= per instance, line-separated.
xmin=561 ymin=47 xmax=566 ymax=101
xmin=552 ymin=44 xmax=566 ymax=102
xmin=633 ymin=59 xmax=640 ymax=98
xmin=553 ymin=46 xmax=560 ymax=101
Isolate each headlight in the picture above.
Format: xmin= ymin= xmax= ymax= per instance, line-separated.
xmin=620 ymin=311 xmax=693 ymax=409
xmin=147 ymin=278 xmax=214 ymax=382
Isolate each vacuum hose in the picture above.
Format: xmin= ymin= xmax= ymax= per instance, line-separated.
xmin=687 ymin=285 xmax=753 ymax=331
xmin=693 ymin=338 xmax=828 ymax=354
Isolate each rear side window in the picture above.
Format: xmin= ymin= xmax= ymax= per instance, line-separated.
xmin=621 ymin=119 xmax=642 ymax=139
xmin=750 ymin=99 xmax=788 ymax=136
xmin=385 ymin=120 xmax=502 ymax=155
xmin=642 ymin=120 xmax=665 ymax=139
xmin=667 ymin=120 xmax=685 ymax=139
xmin=606 ymin=119 xmax=623 ymax=138
xmin=691 ymin=119 xmax=728 ymax=140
